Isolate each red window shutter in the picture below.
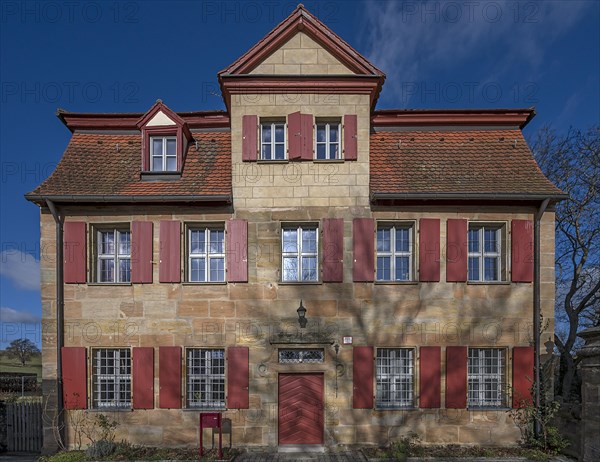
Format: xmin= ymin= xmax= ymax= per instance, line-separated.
xmin=159 ymin=221 xmax=180 ymax=283
xmin=353 ymin=346 xmax=374 ymax=409
xmin=301 ymin=113 xmax=313 ymax=160
xmin=131 ymin=221 xmax=153 ymax=284
xmin=352 ymin=218 xmax=375 ymax=282
xmin=242 ymin=115 xmax=257 ymax=161
xmin=419 ymin=218 xmax=440 ymax=282
xmin=419 ymin=346 xmax=441 ymax=408
xmin=513 ymin=346 xmax=534 ymax=408
xmin=227 ymin=346 xmax=249 ymax=409
xmin=63 ymin=222 xmax=86 ymax=283
xmin=226 ymin=219 xmax=248 ymax=283
xmin=322 ymin=218 xmax=344 ymax=282
xmin=344 ymin=114 xmax=358 ymax=161
xmin=288 ymin=111 xmax=302 ymax=160
xmin=159 ymin=346 xmax=181 ymax=409
xmin=512 ymin=220 xmax=533 ymax=282
xmin=133 ymin=347 xmax=154 ymax=409
xmin=61 ymin=347 xmax=87 ymax=409
xmin=445 ymin=346 xmax=467 ymax=409
xmin=446 ymin=219 xmax=467 ymax=282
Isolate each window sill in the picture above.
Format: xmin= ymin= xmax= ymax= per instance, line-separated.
xmin=278 ymin=281 xmax=322 ymax=285
xmin=256 ymin=159 xmax=288 ymax=164
xmin=87 ymin=407 xmax=132 ymax=412
xmin=375 ymin=406 xmax=417 ymax=411
xmin=181 ymin=281 xmax=227 ymax=286
xmin=467 ymin=406 xmax=511 ymax=411
xmin=374 ymin=281 xmax=418 ymax=285
xmin=313 ymin=159 xmax=345 ymax=163
xmin=87 ymin=283 xmax=132 ymax=287
xmin=467 ymin=281 xmax=510 ymax=285
xmin=183 ymin=407 xmax=226 ymax=412
xmin=141 ymin=172 xmax=181 ymax=181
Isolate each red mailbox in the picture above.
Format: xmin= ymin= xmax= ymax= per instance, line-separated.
xmin=199 ymin=413 xmax=222 ymax=460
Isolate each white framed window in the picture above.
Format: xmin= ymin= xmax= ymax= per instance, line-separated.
xmin=96 ymin=228 xmax=131 ymax=283
xmin=281 ymin=225 xmax=318 ymax=282
xmin=260 ymin=120 xmax=286 ymax=160
xmin=468 ymin=348 xmax=507 ymax=408
xmin=376 ymin=348 xmax=414 ymax=409
xmin=315 ymin=119 xmax=341 ymax=160
xmin=468 ymin=224 xmax=505 ymax=282
xmin=92 ymin=348 xmax=131 ymax=409
xmin=187 ymin=227 xmax=225 ymax=282
xmin=150 ymin=136 xmax=177 ymax=171
xmin=376 ymin=224 xmax=414 ymax=281
xmin=186 ymin=348 xmax=225 ymax=409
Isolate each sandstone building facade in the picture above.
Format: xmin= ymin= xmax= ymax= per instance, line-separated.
xmin=27 ymin=5 xmax=565 ymax=451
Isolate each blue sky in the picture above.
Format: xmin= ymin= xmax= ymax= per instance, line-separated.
xmin=1 ymin=0 xmax=598 ymax=348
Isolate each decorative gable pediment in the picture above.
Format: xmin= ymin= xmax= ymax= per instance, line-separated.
xmin=146 ymin=110 xmax=178 ymax=127
xmin=248 ymin=31 xmax=354 ymax=75
xmin=220 ymin=4 xmax=383 ymax=77
xmin=218 ymin=4 xmax=386 ymax=111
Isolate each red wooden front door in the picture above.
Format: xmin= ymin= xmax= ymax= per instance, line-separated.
xmin=278 ymin=373 xmax=324 ymax=445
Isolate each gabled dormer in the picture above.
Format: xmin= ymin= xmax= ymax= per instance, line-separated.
xmin=136 ymin=100 xmax=193 ymax=175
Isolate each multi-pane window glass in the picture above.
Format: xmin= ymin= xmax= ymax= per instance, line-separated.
xmin=376 ymin=225 xmax=413 ymax=281
xmin=188 ymin=228 xmax=225 ymax=282
xmin=468 ymin=348 xmax=506 ymax=408
xmin=468 ymin=225 xmax=502 ymax=281
xmin=279 ymin=349 xmax=324 ymax=364
xmin=261 ymin=121 xmax=286 ymax=160
xmin=315 ymin=120 xmax=341 ymax=160
xmin=150 ymin=136 xmax=177 ymax=171
xmin=92 ymin=348 xmax=131 ymax=409
xmin=376 ymin=348 xmax=414 ymax=408
xmin=97 ymin=229 xmax=131 ymax=283
xmin=186 ymin=349 xmax=225 ymax=409
xmin=282 ymin=226 xmax=318 ymax=282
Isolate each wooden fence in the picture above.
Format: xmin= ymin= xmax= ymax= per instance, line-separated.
xmin=6 ymin=400 xmax=43 ymax=452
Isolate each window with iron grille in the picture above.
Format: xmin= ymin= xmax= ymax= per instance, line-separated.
xmin=186 ymin=349 xmax=225 ymax=409
xmin=468 ymin=348 xmax=507 ymax=408
xmin=376 ymin=224 xmax=414 ymax=281
xmin=376 ymin=348 xmax=414 ymax=408
xmin=95 ymin=228 xmax=131 ymax=283
xmin=187 ymin=227 xmax=225 ymax=282
xmin=260 ymin=120 xmax=286 ymax=160
xmin=92 ymin=348 xmax=131 ymax=409
xmin=315 ymin=119 xmax=341 ymax=160
xmin=279 ymin=349 xmax=324 ymax=364
xmin=468 ymin=224 xmax=505 ymax=282
xmin=281 ymin=225 xmax=318 ymax=282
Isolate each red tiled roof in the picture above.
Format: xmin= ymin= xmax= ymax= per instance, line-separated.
xmin=369 ymin=129 xmax=564 ymax=199
xmin=27 ymin=132 xmax=231 ymax=202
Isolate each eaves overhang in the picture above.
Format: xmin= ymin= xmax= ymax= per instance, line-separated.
xmin=25 ymin=194 xmax=233 ymax=207
xmin=371 ymin=108 xmax=536 ymax=129
xmin=370 ymin=191 xmax=568 ymax=206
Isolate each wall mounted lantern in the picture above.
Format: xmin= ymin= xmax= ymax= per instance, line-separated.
xmin=297 ymin=300 xmax=307 ymax=328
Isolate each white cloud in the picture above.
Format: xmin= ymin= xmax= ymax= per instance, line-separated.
xmin=0 ymin=250 xmax=41 ymax=291
xmin=0 ymin=307 xmax=40 ymax=323
xmin=359 ymin=0 xmax=590 ymax=106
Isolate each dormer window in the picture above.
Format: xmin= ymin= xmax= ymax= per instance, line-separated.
xmin=151 ymin=136 xmax=177 ymax=171
xmin=137 ymin=100 xmax=193 ymax=175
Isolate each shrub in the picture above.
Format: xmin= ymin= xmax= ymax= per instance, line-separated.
xmin=85 ymin=440 xmax=117 ymax=459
